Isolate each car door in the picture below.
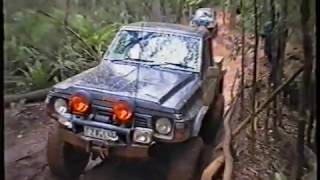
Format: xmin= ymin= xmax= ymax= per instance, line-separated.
xmin=201 ymin=38 xmax=217 ymax=106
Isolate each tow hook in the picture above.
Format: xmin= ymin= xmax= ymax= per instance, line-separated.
xmin=92 ymin=146 xmax=109 ymax=159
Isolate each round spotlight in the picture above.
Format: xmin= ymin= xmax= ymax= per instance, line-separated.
xmin=69 ymin=94 xmax=90 ymax=115
xmin=112 ymin=101 xmax=133 ymax=124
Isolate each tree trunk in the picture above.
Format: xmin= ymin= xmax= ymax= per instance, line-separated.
xmin=250 ymin=0 xmax=259 ymax=153
xmin=295 ymin=118 xmax=306 ymax=180
xmin=151 ymin=0 xmax=163 ymax=22
xmin=91 ymin=0 xmax=96 ymax=12
xmin=176 ymin=0 xmax=184 ymax=23
xmin=142 ymin=0 xmax=152 ymax=21
xmin=307 ymin=57 xmax=316 ymax=148
xmin=266 ymin=0 xmax=275 ymax=133
xmin=64 ymin=0 xmax=71 ymax=26
xmin=269 ymin=0 xmax=279 ymax=136
xmin=263 ymin=0 xmax=268 ymax=22
xmin=229 ymin=0 xmax=236 ymax=29
xmin=300 ymin=0 xmax=313 ymax=134
xmin=276 ymin=0 xmax=288 ymax=127
xmin=222 ymin=2 xmax=226 ymax=25
xmin=159 ymin=0 xmax=167 ymax=22
xmin=189 ymin=6 xmax=193 ymax=19
xmin=265 ymin=80 xmax=271 ymax=140
xmin=240 ymin=0 xmax=245 ymax=122
xmin=295 ymin=0 xmax=313 ymax=178
xmin=119 ymin=1 xmax=129 ymax=24
xmin=5 ymin=88 xmax=51 ymax=105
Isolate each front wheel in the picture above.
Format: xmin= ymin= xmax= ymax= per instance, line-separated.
xmin=167 ymin=137 xmax=204 ymax=180
xmin=199 ymin=94 xmax=225 ymax=144
xmin=47 ymin=124 xmax=90 ymax=179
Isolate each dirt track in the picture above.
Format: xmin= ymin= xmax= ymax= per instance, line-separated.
xmin=4 ymin=13 xmax=241 ymax=180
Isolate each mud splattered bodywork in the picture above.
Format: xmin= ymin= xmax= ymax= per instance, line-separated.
xmin=45 ymin=22 xmax=224 ymax=171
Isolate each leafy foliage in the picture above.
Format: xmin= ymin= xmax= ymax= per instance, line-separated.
xmin=19 ymin=60 xmax=57 ymax=90
xmin=5 ymin=5 xmax=121 ymax=93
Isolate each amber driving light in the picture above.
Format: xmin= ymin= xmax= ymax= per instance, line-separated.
xmin=112 ymin=101 xmax=133 ymax=124
xmin=69 ymin=95 xmax=90 ymax=115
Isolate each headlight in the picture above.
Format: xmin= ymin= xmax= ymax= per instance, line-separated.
xmin=54 ymin=98 xmax=67 ymax=115
xmin=155 ymin=118 xmax=172 ymax=135
xmin=133 ymin=128 xmax=153 ymax=144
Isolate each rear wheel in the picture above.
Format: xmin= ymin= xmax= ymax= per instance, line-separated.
xmin=209 ymin=26 xmax=218 ymax=38
xmin=47 ymin=124 xmax=90 ymax=179
xmin=199 ymin=94 xmax=225 ymax=144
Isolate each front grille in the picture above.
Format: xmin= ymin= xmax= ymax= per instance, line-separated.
xmin=134 ymin=117 xmax=152 ymax=128
xmin=91 ymin=103 xmax=153 ymax=129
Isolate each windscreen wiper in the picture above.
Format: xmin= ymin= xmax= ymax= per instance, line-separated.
xmin=123 ymin=57 xmax=154 ymax=63
xmin=150 ymin=62 xmax=195 ymax=70
xmin=109 ymin=58 xmax=154 ymax=64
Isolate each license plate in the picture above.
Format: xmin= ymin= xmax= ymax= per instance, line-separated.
xmin=84 ymin=126 xmax=119 ymax=141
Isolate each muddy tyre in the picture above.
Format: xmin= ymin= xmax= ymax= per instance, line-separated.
xmin=200 ymin=94 xmax=224 ymax=144
xmin=209 ymin=26 xmax=218 ymax=38
xmin=47 ymin=125 xmax=90 ymax=179
xmin=167 ymin=137 xmax=204 ymax=180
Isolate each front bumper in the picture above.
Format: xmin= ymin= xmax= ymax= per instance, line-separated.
xmin=53 ymin=113 xmax=193 ymax=158
xmin=59 ymin=127 xmax=150 ymax=158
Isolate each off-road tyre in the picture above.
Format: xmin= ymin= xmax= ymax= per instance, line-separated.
xmin=167 ymin=137 xmax=204 ymax=180
xmin=199 ymin=94 xmax=225 ymax=144
xmin=47 ymin=124 xmax=90 ymax=180
xmin=209 ymin=26 xmax=218 ymax=38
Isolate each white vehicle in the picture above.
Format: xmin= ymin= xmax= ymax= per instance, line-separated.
xmin=190 ymin=8 xmax=218 ymax=37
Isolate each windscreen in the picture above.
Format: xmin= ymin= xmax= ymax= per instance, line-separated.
xmin=106 ymin=30 xmax=202 ymax=72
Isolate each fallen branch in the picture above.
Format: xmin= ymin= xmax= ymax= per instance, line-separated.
xmin=222 ymin=92 xmax=236 ymax=180
xmin=224 ymin=89 xmax=243 ymax=119
xmin=201 ymin=155 xmax=225 ymax=180
xmin=14 ymin=155 xmax=31 ymax=162
xmin=230 ymin=69 xmax=240 ymax=100
xmin=201 ymin=97 xmax=239 ymax=180
xmin=215 ymin=66 xmax=304 ymax=150
xmin=4 ymin=88 xmax=51 ymax=105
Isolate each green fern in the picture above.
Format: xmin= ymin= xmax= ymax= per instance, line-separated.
xmin=19 ymin=60 xmax=57 ymax=90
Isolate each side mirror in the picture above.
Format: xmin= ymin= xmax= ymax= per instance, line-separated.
xmin=205 ymin=66 xmax=220 ymax=78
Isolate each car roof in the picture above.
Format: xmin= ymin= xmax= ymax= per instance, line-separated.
xmin=121 ymin=21 xmax=210 ymax=38
xmin=196 ymin=8 xmax=215 ymax=13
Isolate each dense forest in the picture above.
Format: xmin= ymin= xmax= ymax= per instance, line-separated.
xmin=4 ymin=0 xmax=214 ymax=93
xmin=4 ymin=0 xmax=315 ymax=93
xmin=4 ymin=0 xmax=316 ymax=180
